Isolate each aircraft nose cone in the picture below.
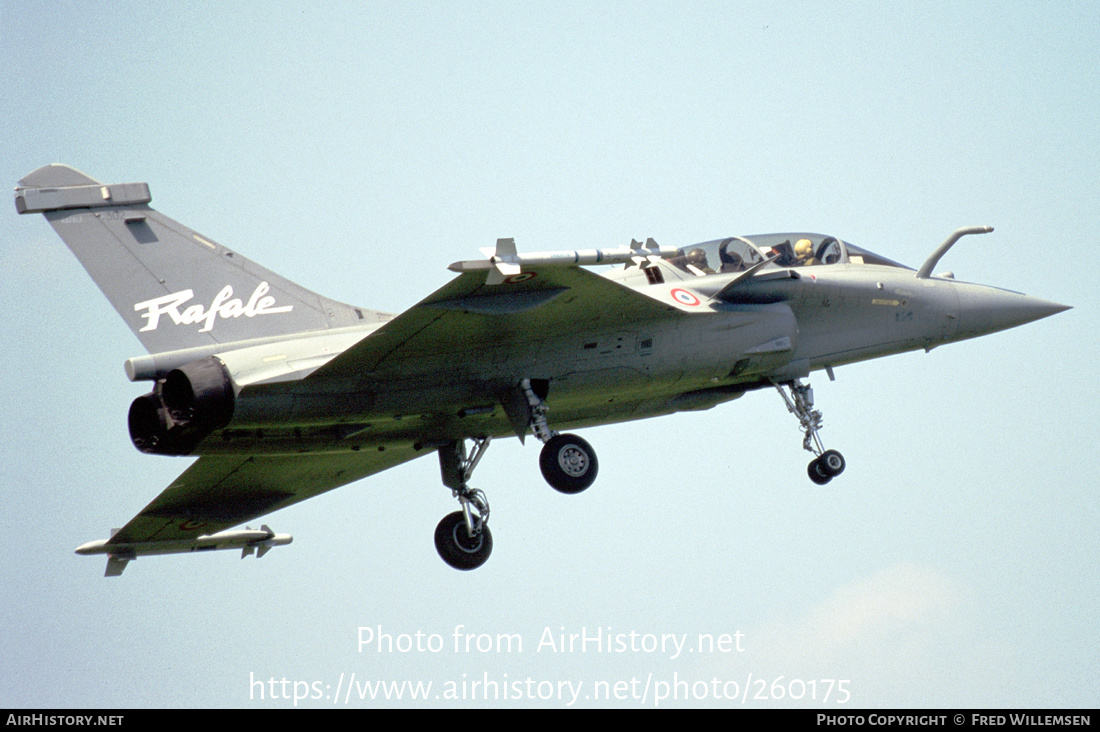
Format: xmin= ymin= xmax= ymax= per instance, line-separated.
xmin=956 ymin=285 xmax=1070 ymax=339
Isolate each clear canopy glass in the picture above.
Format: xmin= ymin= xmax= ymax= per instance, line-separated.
xmin=669 ymin=234 xmax=912 ymax=275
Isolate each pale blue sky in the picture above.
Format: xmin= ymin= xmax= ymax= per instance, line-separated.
xmin=1 ymin=1 xmax=1096 ymax=708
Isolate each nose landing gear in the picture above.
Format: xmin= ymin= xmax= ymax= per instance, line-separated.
xmin=775 ymin=380 xmax=846 ymax=484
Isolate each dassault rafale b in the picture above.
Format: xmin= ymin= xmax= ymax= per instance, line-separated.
xmin=14 ymin=165 xmax=1069 ymax=574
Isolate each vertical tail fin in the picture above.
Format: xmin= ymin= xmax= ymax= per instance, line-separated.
xmin=15 ymin=164 xmax=384 ymax=354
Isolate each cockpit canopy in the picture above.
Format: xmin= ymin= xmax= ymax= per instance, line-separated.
xmin=669 ymin=233 xmax=911 ymax=275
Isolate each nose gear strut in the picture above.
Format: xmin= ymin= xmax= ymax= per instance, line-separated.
xmin=774 ymin=379 xmax=846 ymax=484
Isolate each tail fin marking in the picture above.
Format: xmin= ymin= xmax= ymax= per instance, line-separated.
xmin=16 ymin=165 xmax=383 ymax=354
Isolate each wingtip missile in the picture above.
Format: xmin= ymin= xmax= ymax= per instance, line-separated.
xmin=76 ymin=525 xmax=293 ymax=576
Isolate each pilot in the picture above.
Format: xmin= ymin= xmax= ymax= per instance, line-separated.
xmin=719 ymin=240 xmax=746 ymax=272
xmin=685 ymin=248 xmax=714 ymax=274
xmin=794 ymin=238 xmax=820 ymax=266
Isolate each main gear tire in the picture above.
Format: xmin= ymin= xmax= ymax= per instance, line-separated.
xmin=539 ymin=433 xmax=598 ymax=494
xmin=434 ymin=511 xmax=492 ymax=570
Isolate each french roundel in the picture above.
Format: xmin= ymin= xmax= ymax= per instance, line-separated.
xmin=670 ymin=288 xmax=701 ymax=307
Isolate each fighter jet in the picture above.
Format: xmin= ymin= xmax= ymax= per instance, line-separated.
xmin=14 ymin=164 xmax=1069 ymax=574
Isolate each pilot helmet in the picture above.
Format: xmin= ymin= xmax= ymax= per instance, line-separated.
xmin=795 ymin=239 xmax=814 ymax=259
xmin=686 ymin=248 xmax=707 ymax=265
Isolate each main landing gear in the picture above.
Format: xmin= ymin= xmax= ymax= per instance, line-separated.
xmin=522 ymin=378 xmax=599 ymax=494
xmin=774 ymin=379 xmax=846 ymax=485
xmin=431 ymin=380 xmax=599 ymax=570
xmin=434 ymin=437 xmax=493 ymax=570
